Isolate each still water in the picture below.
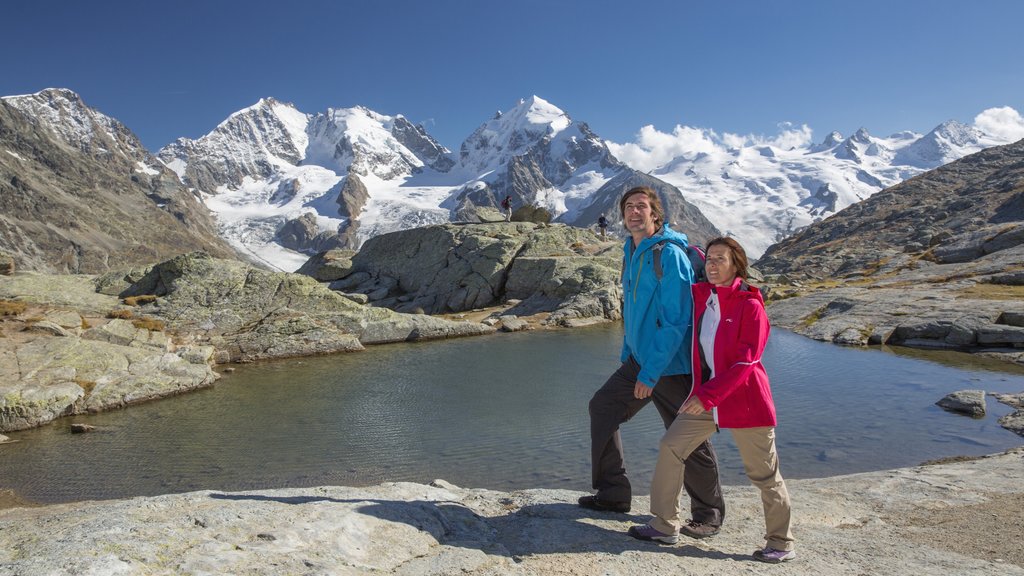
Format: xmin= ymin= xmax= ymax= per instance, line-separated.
xmin=1 ymin=325 xmax=1022 ymax=504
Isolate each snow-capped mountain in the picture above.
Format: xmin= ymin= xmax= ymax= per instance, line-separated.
xmin=615 ymin=113 xmax=1021 ymax=257
xmin=158 ymin=99 xmax=460 ymax=270
xmin=451 ymin=96 xmax=624 ymax=221
xmin=159 ymin=93 xmax=1022 ymax=269
xmin=159 ymin=95 xmax=717 ymax=271
xmin=891 ymin=120 xmax=1005 ymax=168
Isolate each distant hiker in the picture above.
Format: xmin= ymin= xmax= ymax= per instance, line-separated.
xmin=598 ymin=215 xmax=608 ymax=238
xmin=579 ymin=185 xmax=726 ymax=540
xmin=628 ymin=236 xmax=795 ymax=563
xmin=501 ymin=195 xmax=512 ymax=222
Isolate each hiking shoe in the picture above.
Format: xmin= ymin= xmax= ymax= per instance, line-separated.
xmin=753 ymin=546 xmax=796 ymax=563
xmin=627 ymin=524 xmax=679 ymax=545
xmin=577 ymin=495 xmax=630 ymax=513
xmin=680 ymin=519 xmax=720 ymax=539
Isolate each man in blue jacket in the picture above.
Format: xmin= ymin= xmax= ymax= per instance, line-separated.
xmin=578 ymin=186 xmax=725 ymax=539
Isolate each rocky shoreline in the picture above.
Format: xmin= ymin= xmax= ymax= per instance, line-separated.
xmin=0 ymin=447 xmax=1021 ymax=575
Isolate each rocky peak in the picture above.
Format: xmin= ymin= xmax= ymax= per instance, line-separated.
xmin=3 ymin=88 xmax=149 ymax=163
xmin=304 ymin=106 xmax=430 ymax=180
xmin=458 ymin=95 xmax=572 ymax=174
xmin=892 ymin=120 xmax=989 ymax=169
xmin=808 ymin=131 xmax=844 ymax=153
xmin=158 ymin=98 xmax=308 ymax=190
xmin=389 ymin=115 xmax=454 ymax=173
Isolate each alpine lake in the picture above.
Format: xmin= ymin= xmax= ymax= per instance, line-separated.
xmin=2 ymin=324 xmax=1023 ymax=505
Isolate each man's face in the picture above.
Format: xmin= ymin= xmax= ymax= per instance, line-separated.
xmin=622 ymin=194 xmax=657 ymax=237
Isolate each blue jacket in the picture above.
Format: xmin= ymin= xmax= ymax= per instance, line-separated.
xmin=620 ymin=224 xmax=695 ymax=387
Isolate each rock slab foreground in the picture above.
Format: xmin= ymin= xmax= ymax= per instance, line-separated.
xmin=1 ymin=449 xmax=1021 ymax=575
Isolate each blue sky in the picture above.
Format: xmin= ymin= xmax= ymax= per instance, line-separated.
xmin=3 ymin=0 xmax=1022 ymax=153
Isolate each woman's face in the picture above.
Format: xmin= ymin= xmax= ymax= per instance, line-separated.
xmin=705 ymin=244 xmax=737 ymax=287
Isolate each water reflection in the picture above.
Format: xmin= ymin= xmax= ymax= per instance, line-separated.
xmin=0 ymin=325 xmax=1021 ymax=504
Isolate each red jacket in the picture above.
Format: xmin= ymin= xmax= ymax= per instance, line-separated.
xmin=690 ymin=278 xmax=777 ymax=428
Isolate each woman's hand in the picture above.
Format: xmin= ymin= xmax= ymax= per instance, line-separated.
xmin=679 ymin=396 xmax=706 ymax=415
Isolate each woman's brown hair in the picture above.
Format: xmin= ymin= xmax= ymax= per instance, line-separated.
xmin=706 ymin=236 xmax=749 ymax=280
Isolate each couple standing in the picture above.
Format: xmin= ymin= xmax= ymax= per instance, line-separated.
xmin=579 ymin=186 xmax=796 ymax=563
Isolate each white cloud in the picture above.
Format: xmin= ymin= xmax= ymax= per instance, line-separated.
xmin=606 ymin=124 xmax=720 ymax=172
xmin=606 ymin=122 xmax=813 ymax=171
xmin=973 ymin=106 xmax=1024 ymax=142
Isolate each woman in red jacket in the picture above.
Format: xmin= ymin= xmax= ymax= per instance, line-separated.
xmin=628 ymin=237 xmax=795 ymax=563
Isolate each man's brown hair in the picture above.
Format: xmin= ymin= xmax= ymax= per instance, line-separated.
xmin=618 ymin=186 xmax=665 ymax=228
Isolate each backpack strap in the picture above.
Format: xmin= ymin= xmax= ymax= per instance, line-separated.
xmin=652 ymin=241 xmax=666 ymax=281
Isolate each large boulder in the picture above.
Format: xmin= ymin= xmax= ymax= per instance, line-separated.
xmin=119 ymin=251 xmax=492 ymax=362
xmin=0 ymin=334 xmax=218 ymax=432
xmin=301 ymin=223 xmax=623 ymax=326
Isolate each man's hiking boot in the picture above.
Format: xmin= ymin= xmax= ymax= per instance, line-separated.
xmin=753 ymin=546 xmax=796 ymax=563
xmin=627 ymin=524 xmax=679 ymax=545
xmin=680 ymin=519 xmax=720 ymax=539
xmin=577 ymin=495 xmax=630 ymax=513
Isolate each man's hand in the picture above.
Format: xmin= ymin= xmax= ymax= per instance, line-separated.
xmin=633 ymin=381 xmax=653 ymax=399
xmin=679 ymin=396 xmax=706 ymax=415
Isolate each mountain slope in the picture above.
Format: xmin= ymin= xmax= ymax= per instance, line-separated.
xmin=756 ymin=137 xmax=1024 ymax=280
xmin=0 ymin=89 xmax=237 ymax=273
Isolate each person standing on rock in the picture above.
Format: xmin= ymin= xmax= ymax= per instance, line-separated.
xmin=580 ymin=186 xmax=726 ymax=540
xmin=628 ymin=236 xmax=795 ymax=563
xmin=598 ymin=215 xmax=608 ymax=238
xmin=501 ymin=195 xmax=513 ymax=222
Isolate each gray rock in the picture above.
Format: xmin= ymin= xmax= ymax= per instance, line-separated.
xmin=41 ymin=310 xmax=84 ymax=329
xmin=276 ymin=212 xmax=347 ymax=255
xmin=118 ymin=252 xmax=492 ymax=362
xmin=0 ymin=273 xmax=120 ymax=314
xmin=998 ymin=312 xmax=1024 ymax=327
xmin=990 ymin=392 xmax=1024 ymax=409
xmin=976 ymin=324 xmax=1024 ymax=345
xmin=498 ymin=315 xmax=528 ymax=332
xmin=1 ymin=335 xmax=218 ymax=432
xmin=339 ymin=292 xmax=370 ymax=305
xmin=936 ymin=389 xmax=987 ymax=417
xmin=1 ymin=450 xmax=1023 ymax=575
xmin=309 ymin=223 xmax=624 ymax=326
xmin=93 ymin=266 xmax=153 ymax=296
xmin=295 ymin=249 xmax=355 ymax=282
xmin=998 ymin=410 xmax=1024 ymax=436
xmin=25 ymin=320 xmax=70 ymax=337
xmin=82 ymin=318 xmax=171 ymax=351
